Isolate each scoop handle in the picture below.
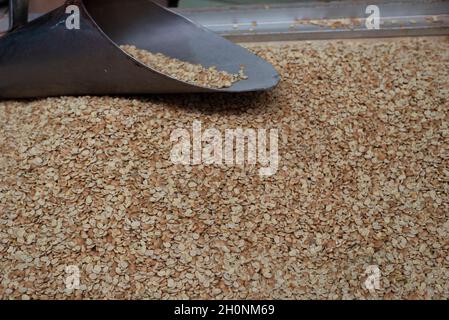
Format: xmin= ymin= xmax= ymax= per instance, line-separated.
xmin=8 ymin=0 xmax=29 ymax=31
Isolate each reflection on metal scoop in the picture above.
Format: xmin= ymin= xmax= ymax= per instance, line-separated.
xmin=0 ymin=0 xmax=280 ymax=99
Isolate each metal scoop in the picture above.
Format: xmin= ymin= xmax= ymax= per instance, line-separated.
xmin=0 ymin=0 xmax=279 ymax=99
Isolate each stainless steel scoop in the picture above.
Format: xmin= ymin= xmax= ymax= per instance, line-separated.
xmin=0 ymin=0 xmax=280 ymax=99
